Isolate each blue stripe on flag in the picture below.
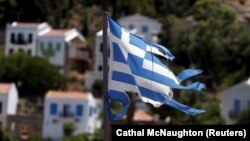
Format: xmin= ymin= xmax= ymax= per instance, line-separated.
xmin=108 ymin=90 xmax=130 ymax=120
xmin=112 ymin=43 xmax=127 ymax=64
xmin=177 ymin=69 xmax=202 ymax=82
xmin=164 ymin=98 xmax=205 ymax=116
xmin=138 ymin=86 xmax=166 ymax=103
xmin=129 ymin=34 xmax=147 ymax=50
xmin=151 ymin=43 xmax=175 ymax=61
xmin=108 ymin=18 xmax=122 ymax=39
xmin=112 ymin=71 xmax=136 ymax=85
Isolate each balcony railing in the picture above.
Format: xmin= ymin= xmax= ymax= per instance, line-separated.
xmin=59 ymin=112 xmax=74 ymax=118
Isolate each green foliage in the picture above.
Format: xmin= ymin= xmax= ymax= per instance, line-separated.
xmin=92 ymin=80 xmax=103 ymax=98
xmin=0 ymin=53 xmax=66 ymax=97
xmin=63 ymin=134 xmax=89 ymax=141
xmin=237 ymin=108 xmax=250 ymax=124
xmin=40 ymin=43 xmax=60 ymax=58
xmin=113 ymin=0 xmax=156 ymax=18
xmin=92 ymin=128 xmax=104 ymax=141
xmin=153 ymin=0 xmax=197 ymax=17
xmin=34 ymin=0 xmax=71 ymax=28
xmin=160 ymin=0 xmax=250 ymax=91
xmin=0 ymin=126 xmax=14 ymax=141
xmin=27 ymin=134 xmax=53 ymax=141
xmin=63 ymin=122 xmax=76 ymax=137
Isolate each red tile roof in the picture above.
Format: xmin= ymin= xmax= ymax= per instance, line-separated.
xmin=0 ymin=83 xmax=12 ymax=94
xmin=133 ymin=109 xmax=153 ymax=121
xmin=43 ymin=29 xmax=70 ymax=36
xmin=14 ymin=22 xmax=42 ymax=27
xmin=46 ymin=91 xmax=90 ymax=100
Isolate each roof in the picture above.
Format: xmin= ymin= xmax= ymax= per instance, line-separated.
xmin=43 ymin=29 xmax=70 ymax=36
xmin=42 ymin=29 xmax=85 ymax=42
xmin=0 ymin=83 xmax=12 ymax=94
xmin=222 ymin=78 xmax=250 ymax=95
xmin=11 ymin=22 xmax=42 ymax=27
xmin=118 ymin=13 xmax=162 ymax=26
xmin=46 ymin=91 xmax=91 ymax=100
xmin=96 ymin=30 xmax=103 ymax=36
xmin=133 ymin=109 xmax=153 ymax=121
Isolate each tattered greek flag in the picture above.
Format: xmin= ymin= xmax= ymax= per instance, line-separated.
xmin=107 ymin=17 xmax=205 ymax=120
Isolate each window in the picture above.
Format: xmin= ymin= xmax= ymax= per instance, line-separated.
xmin=98 ymin=65 xmax=102 ymax=71
xmin=233 ymin=99 xmax=241 ymax=117
xmin=10 ymin=33 xmax=15 ymax=43
xmin=28 ymin=33 xmax=33 ymax=43
xmin=62 ymin=104 xmax=71 ymax=117
xmin=50 ymin=103 xmax=57 ymax=116
xmin=100 ymin=43 xmax=103 ymax=52
xmin=142 ymin=25 xmax=148 ymax=33
xmin=48 ymin=42 xmax=52 ymax=49
xmin=89 ymin=107 xmax=92 ymax=117
xmin=129 ymin=24 xmax=135 ymax=30
xmin=17 ymin=33 xmax=25 ymax=44
xmin=9 ymin=49 xmax=14 ymax=54
xmin=56 ymin=43 xmax=61 ymax=51
xmin=0 ymin=102 xmax=2 ymax=114
xmin=76 ymin=105 xmax=83 ymax=117
xmin=89 ymin=107 xmax=96 ymax=117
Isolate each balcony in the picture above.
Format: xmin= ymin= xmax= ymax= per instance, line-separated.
xmin=56 ymin=112 xmax=81 ymax=123
xmin=59 ymin=112 xmax=74 ymax=118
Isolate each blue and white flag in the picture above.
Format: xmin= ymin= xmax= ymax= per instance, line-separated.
xmin=107 ymin=17 xmax=205 ymax=120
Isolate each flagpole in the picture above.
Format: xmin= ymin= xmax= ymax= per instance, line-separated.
xmin=103 ymin=11 xmax=110 ymax=141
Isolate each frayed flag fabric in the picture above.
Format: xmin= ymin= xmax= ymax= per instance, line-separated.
xmin=107 ymin=17 xmax=205 ymax=120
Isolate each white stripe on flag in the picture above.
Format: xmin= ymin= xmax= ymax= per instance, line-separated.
xmin=112 ymin=61 xmax=132 ymax=74
xmin=134 ymin=75 xmax=172 ymax=98
xmin=146 ymin=46 xmax=168 ymax=59
xmin=109 ymin=80 xmax=138 ymax=94
xmin=142 ymin=59 xmax=179 ymax=84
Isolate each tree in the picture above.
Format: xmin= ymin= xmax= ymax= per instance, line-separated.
xmin=0 ymin=53 xmax=66 ymax=97
xmin=34 ymin=0 xmax=71 ymax=28
xmin=63 ymin=122 xmax=76 ymax=137
xmin=63 ymin=134 xmax=89 ymax=141
xmin=0 ymin=126 xmax=14 ymax=141
xmin=28 ymin=134 xmax=53 ymax=141
xmin=237 ymin=108 xmax=250 ymax=124
xmin=160 ymin=0 xmax=250 ymax=91
xmin=92 ymin=80 xmax=103 ymax=98
xmin=112 ymin=0 xmax=156 ymax=19
xmin=92 ymin=128 xmax=103 ymax=141
xmin=153 ymin=0 xmax=197 ymax=17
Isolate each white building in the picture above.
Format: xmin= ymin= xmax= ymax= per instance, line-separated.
xmin=84 ymin=30 xmax=103 ymax=89
xmin=118 ymin=13 xmax=162 ymax=42
xmin=0 ymin=83 xmax=18 ymax=127
xmin=37 ymin=29 xmax=85 ymax=74
xmin=42 ymin=91 xmax=100 ymax=141
xmin=5 ymin=22 xmax=87 ymax=74
xmin=5 ymin=22 xmax=51 ymax=56
xmin=221 ymin=78 xmax=250 ymax=124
